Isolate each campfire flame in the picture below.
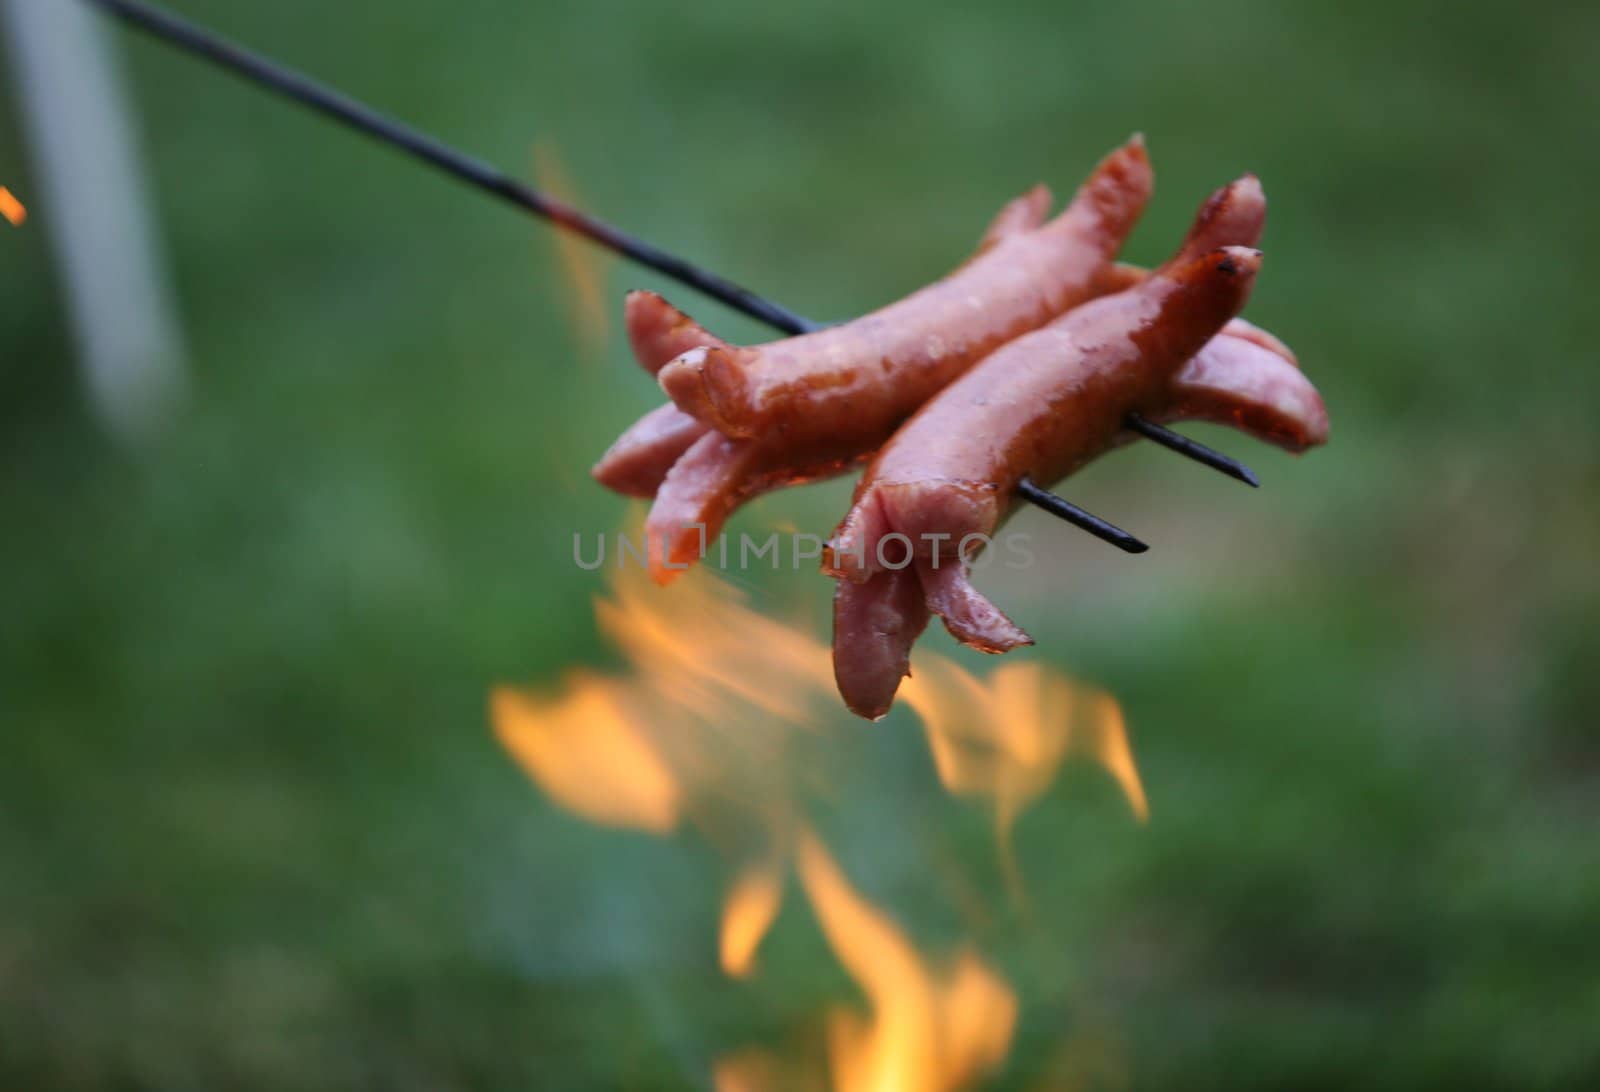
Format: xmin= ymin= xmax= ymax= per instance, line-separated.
xmin=903 ymin=659 xmax=1147 ymax=898
xmin=905 ymin=660 xmax=1146 ymax=827
xmin=798 ymin=829 xmax=1018 ymax=1092
xmin=0 ymin=186 xmax=25 ymax=227
xmin=492 ymin=679 xmax=682 ymax=833
xmin=721 ymin=856 xmax=786 ymax=979
xmin=493 ymin=561 xmax=1145 ymax=1089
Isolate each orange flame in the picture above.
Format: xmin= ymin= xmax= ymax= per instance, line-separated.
xmin=492 ymin=560 xmax=1147 ymax=1089
xmin=721 ymin=856 xmax=786 ymax=979
xmin=798 ymin=829 xmax=1018 ymax=1092
xmin=595 ymin=562 xmax=833 ymax=726
xmin=495 ymin=565 xmax=832 ymax=832
xmin=492 ymin=677 xmax=682 ymax=833
xmin=903 ymin=658 xmax=1147 ymax=831
xmin=532 ymin=144 xmax=608 ymax=356
xmin=0 ymin=186 xmax=25 ymax=227
xmin=903 ymin=658 xmax=1145 ymax=902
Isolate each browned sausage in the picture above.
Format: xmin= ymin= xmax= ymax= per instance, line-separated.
xmin=827 ymin=171 xmax=1273 ymax=585
xmin=593 ymin=183 xmax=1060 ymax=498
xmin=828 ymin=244 xmax=1267 ymax=718
xmin=1160 ymin=325 xmax=1328 ymax=451
xmin=655 ymin=137 xmax=1153 ymax=441
xmin=629 ymin=139 xmax=1157 ymax=581
xmin=827 ymin=316 xmax=1326 ymax=719
xmin=590 ymin=402 xmax=707 ymax=499
xmin=590 ymin=291 xmax=729 ymax=497
xmin=594 ymin=187 xmax=1062 ymax=499
xmin=592 ymin=178 xmax=1307 ymax=500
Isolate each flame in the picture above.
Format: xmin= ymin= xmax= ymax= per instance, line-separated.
xmin=532 ymin=143 xmax=608 ymax=355
xmin=1083 ymin=696 xmax=1148 ymax=824
xmin=494 ymin=565 xmax=833 ymax=831
xmin=798 ymin=829 xmax=1017 ymax=1092
xmin=721 ymin=856 xmax=786 ymax=978
xmin=595 ymin=562 xmax=834 ymax=726
xmin=492 ymin=559 xmax=1148 ymax=1089
xmin=492 ymin=677 xmax=682 ymax=833
xmin=0 ymin=186 xmax=25 ymax=227
xmin=903 ymin=658 xmax=1147 ymax=841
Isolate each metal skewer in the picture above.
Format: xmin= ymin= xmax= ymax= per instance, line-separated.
xmin=1125 ymin=413 xmax=1260 ymax=487
xmin=85 ymin=0 xmax=1257 ymax=551
xmin=1016 ymin=479 xmax=1148 ymax=553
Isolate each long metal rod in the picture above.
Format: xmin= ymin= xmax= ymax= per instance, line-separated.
xmin=85 ymin=0 xmax=1253 ymax=549
xmin=83 ymin=0 xmax=821 ymax=338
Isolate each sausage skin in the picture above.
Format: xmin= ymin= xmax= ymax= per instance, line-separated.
xmin=593 ymin=186 xmax=1062 ymax=499
xmin=655 ymin=136 xmax=1154 ymax=442
xmin=590 ymin=291 xmax=731 ymax=498
xmin=594 ymin=167 xmax=1281 ymax=505
xmin=630 ymin=138 xmax=1157 ymax=582
xmin=829 ymin=245 xmax=1266 ymax=719
xmin=826 ymin=314 xmax=1326 ymax=720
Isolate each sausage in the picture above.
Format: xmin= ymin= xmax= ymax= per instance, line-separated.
xmin=591 ymin=402 xmax=707 ymax=499
xmin=594 ymin=187 xmax=1062 ymax=499
xmin=593 ymin=175 xmax=1301 ymax=501
xmin=832 ymin=245 xmax=1266 ymax=582
xmin=628 ymin=138 xmax=1156 ymax=581
xmin=828 ymin=321 xmax=1326 ymax=722
xmin=622 ymin=287 xmax=734 ymax=375
xmin=598 ymin=330 xmax=1323 ymax=502
xmin=591 ymin=291 xmax=730 ymax=497
xmin=1160 ymin=326 xmax=1328 ymax=452
xmin=827 ymin=171 xmax=1272 ymax=585
xmin=828 ymin=243 xmax=1267 ymax=719
xmin=655 ymin=136 xmax=1153 ymax=441
xmin=831 ymin=566 xmax=931 ymax=719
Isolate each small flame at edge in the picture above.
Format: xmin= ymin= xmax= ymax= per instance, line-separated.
xmin=1 ymin=186 xmax=27 ymax=227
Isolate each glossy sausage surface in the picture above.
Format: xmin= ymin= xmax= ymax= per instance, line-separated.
xmin=829 ymin=243 xmax=1268 ymax=719
xmin=655 ymin=137 xmax=1154 ymax=441
xmin=629 ymin=139 xmax=1158 ymax=581
xmin=592 ymin=177 xmax=1317 ymax=502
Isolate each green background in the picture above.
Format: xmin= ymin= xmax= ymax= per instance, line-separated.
xmin=3 ymin=0 xmax=1598 ymax=1088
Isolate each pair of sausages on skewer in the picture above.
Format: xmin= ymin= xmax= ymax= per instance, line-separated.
xmin=593 ymin=136 xmax=1328 ymax=718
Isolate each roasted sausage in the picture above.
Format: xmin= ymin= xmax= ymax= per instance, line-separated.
xmin=827 ymin=239 xmax=1272 ymax=718
xmin=827 ymin=317 xmax=1328 ymax=722
xmin=655 ymin=137 xmax=1151 ymax=442
xmin=619 ymin=138 xmax=1157 ymax=581
xmin=593 ymin=187 xmax=1056 ymax=499
xmin=593 ymin=185 xmax=1055 ymax=499
xmin=1160 ymin=324 xmax=1328 ymax=452
xmin=590 ymin=291 xmax=731 ymax=498
xmin=593 ymin=164 xmax=1289 ymax=508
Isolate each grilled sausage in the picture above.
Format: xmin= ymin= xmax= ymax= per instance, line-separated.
xmin=828 ymin=243 xmax=1267 ymax=718
xmin=629 ymin=138 xmax=1156 ymax=581
xmin=654 ymin=136 xmax=1153 ymax=443
xmin=592 ymin=176 xmax=1308 ymax=501
xmin=589 ymin=291 xmax=729 ymax=497
xmin=827 ymin=319 xmax=1326 ymax=720
xmin=827 ymin=171 xmax=1272 ymax=585
xmin=1161 ymin=326 xmax=1328 ymax=452
xmin=594 ymin=187 xmax=1060 ymax=499
xmin=594 ymin=184 xmax=1060 ymax=499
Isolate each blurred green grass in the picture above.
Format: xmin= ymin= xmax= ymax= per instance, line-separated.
xmin=3 ymin=0 xmax=1599 ymax=1088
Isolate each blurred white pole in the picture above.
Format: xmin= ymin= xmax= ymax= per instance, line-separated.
xmin=2 ymin=0 xmax=186 ymax=445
